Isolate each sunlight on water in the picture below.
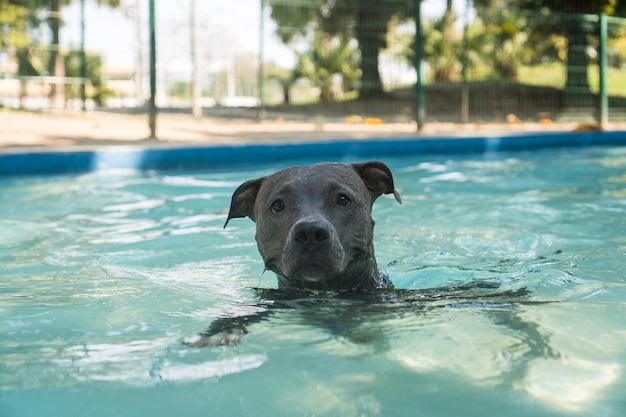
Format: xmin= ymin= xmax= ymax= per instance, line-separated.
xmin=1 ymin=147 xmax=626 ymax=417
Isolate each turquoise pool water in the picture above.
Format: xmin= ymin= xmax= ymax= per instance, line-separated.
xmin=1 ymin=145 xmax=625 ymax=416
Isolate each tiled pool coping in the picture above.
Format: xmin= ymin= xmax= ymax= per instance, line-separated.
xmin=1 ymin=131 xmax=625 ymax=176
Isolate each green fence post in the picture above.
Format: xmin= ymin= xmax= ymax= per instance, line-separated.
xmin=599 ymin=13 xmax=608 ymax=128
xmin=258 ymin=0 xmax=266 ymax=122
xmin=414 ymin=0 xmax=425 ymax=131
xmin=460 ymin=0 xmax=469 ymax=124
xmin=80 ymin=0 xmax=87 ymax=112
xmin=148 ymin=0 xmax=157 ymax=139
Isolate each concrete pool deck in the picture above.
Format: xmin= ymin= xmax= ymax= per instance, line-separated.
xmin=2 ymin=109 xmax=626 ymax=176
xmin=1 ymin=108 xmax=622 ymax=152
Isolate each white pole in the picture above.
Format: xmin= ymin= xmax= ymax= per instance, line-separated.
xmin=133 ymin=0 xmax=144 ymax=106
xmin=190 ymin=0 xmax=201 ymax=118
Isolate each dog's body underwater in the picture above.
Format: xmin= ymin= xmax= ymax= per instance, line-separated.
xmin=224 ymin=161 xmax=402 ymax=291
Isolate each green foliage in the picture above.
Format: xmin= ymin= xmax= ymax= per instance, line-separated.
xmin=608 ymin=23 xmax=626 ymax=67
xmin=64 ymin=50 xmax=109 ymax=104
xmin=294 ymin=32 xmax=360 ymax=101
xmin=265 ymin=62 xmax=294 ymax=85
xmin=517 ymin=62 xmax=566 ymax=88
xmin=422 ymin=1 xmax=461 ymax=81
xmin=517 ymin=61 xmax=626 ymax=96
xmin=16 ymin=48 xmax=40 ymax=76
xmin=270 ymin=0 xmax=320 ymax=44
xmin=168 ymin=82 xmax=191 ymax=99
xmin=0 ymin=0 xmax=42 ymax=49
xmin=513 ymin=0 xmax=625 ymax=15
xmin=46 ymin=0 xmax=121 ymax=72
xmin=469 ymin=7 xmax=531 ymax=79
xmin=422 ymin=3 xmax=533 ymax=82
xmin=419 ymin=0 xmax=626 ymax=98
xmin=2 ymin=0 xmax=122 ymax=107
xmin=268 ymin=0 xmax=413 ymax=99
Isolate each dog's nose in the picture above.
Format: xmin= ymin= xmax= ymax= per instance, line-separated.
xmin=293 ymin=220 xmax=330 ymax=246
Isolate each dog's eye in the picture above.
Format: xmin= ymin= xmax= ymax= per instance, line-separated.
xmin=336 ymin=194 xmax=351 ymax=207
xmin=271 ymin=199 xmax=285 ymax=213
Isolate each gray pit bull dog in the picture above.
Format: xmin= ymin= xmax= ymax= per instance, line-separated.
xmin=224 ymin=161 xmax=402 ymax=291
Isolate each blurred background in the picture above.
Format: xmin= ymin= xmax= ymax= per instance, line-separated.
xmin=1 ymin=0 xmax=626 ymax=142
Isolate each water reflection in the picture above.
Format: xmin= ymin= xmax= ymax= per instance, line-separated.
xmin=186 ymin=283 xmax=623 ymax=412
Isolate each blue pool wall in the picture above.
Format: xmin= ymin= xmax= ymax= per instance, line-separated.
xmin=1 ymin=131 xmax=626 ymax=176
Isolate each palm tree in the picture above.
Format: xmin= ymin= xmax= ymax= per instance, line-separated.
xmin=269 ymin=0 xmax=412 ymax=100
xmin=294 ymin=32 xmax=360 ymax=101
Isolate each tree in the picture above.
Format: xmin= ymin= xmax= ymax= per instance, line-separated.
xmin=421 ymin=0 xmax=462 ymax=81
xmin=1 ymin=1 xmax=46 ymax=106
xmin=478 ymin=0 xmax=626 ymax=101
xmin=269 ymin=0 xmax=412 ymax=100
xmin=47 ymin=0 xmax=121 ymax=107
xmin=0 ymin=1 xmax=40 ymax=50
xmin=64 ymin=50 xmax=107 ymax=104
xmin=468 ymin=2 xmax=535 ymax=80
xmin=2 ymin=0 xmax=122 ymax=107
xmin=294 ymin=32 xmax=360 ymax=101
xmin=438 ymin=0 xmax=456 ymax=80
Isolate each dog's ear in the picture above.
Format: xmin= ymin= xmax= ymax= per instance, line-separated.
xmin=353 ymin=161 xmax=402 ymax=204
xmin=224 ymin=177 xmax=264 ymax=228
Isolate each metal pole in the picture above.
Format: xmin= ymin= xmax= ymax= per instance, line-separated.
xmin=598 ymin=13 xmax=608 ymax=128
xmin=414 ymin=0 xmax=425 ymax=130
xmin=460 ymin=0 xmax=469 ymax=124
xmin=133 ymin=0 xmax=143 ymax=106
xmin=80 ymin=0 xmax=87 ymax=111
xmin=257 ymin=0 xmax=266 ymax=121
xmin=49 ymin=0 xmax=63 ymax=109
xmin=148 ymin=0 xmax=157 ymax=139
xmin=190 ymin=0 xmax=201 ymax=119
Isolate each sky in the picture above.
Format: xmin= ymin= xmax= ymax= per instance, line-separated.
xmin=61 ymin=0 xmax=293 ymax=71
xmin=59 ymin=0 xmax=454 ymax=75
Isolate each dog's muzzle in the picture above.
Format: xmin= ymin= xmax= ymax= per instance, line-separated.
xmin=281 ymin=217 xmax=346 ymax=281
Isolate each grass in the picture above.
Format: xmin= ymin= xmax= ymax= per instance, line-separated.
xmin=588 ymin=64 xmax=626 ymax=97
xmin=518 ymin=62 xmax=626 ymax=97
xmin=518 ymin=63 xmax=565 ymax=89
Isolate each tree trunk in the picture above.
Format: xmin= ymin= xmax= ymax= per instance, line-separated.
xmin=442 ymin=0 xmax=454 ymax=46
xmin=355 ymin=7 xmax=386 ymax=100
xmin=436 ymin=0 xmax=456 ymax=81
xmin=17 ymin=48 xmax=39 ymax=109
xmin=564 ymin=15 xmax=593 ymax=108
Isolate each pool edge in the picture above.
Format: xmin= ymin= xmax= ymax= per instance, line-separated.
xmin=1 ymin=131 xmax=625 ymax=176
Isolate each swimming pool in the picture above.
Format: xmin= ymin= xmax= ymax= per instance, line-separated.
xmin=1 ymin=136 xmax=625 ymax=416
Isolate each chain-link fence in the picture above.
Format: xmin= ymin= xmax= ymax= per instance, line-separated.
xmin=415 ymin=8 xmax=626 ymax=124
xmin=1 ymin=0 xmax=625 ymax=141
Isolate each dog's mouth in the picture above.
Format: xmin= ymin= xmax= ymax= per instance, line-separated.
xmin=290 ymin=263 xmax=334 ymax=282
xmin=278 ymin=249 xmax=369 ymax=285
xmin=264 ymin=234 xmax=371 ymax=289
xmin=265 ymin=258 xmax=330 ymax=277
xmin=267 ymin=256 xmax=343 ymax=286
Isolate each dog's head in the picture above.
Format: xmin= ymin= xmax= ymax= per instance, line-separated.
xmin=225 ymin=161 xmax=401 ymax=290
